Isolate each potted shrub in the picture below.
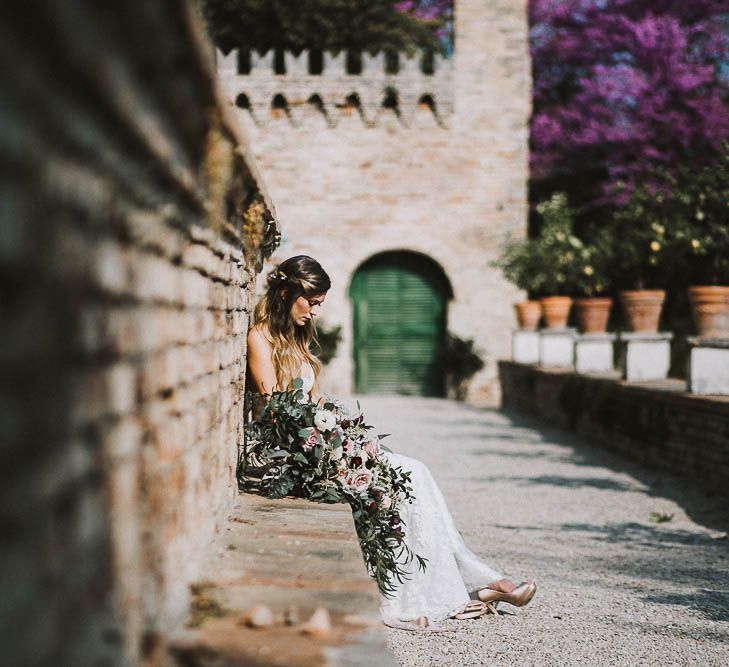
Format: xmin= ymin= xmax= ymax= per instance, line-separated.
xmin=530 ymin=193 xmax=583 ymax=329
xmin=571 ymin=234 xmax=613 ymax=334
xmin=605 ymin=190 xmax=674 ymax=333
xmin=496 ymin=192 xmax=597 ymax=330
xmin=671 ymin=143 xmax=729 ymax=338
xmin=492 ymin=236 xmax=543 ymax=330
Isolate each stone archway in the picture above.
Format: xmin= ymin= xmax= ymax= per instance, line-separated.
xmin=349 ymin=251 xmax=453 ymax=396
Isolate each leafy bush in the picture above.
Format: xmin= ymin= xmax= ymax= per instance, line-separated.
xmin=438 ymin=333 xmax=484 ymax=401
xmin=313 ymin=321 xmax=342 ymax=365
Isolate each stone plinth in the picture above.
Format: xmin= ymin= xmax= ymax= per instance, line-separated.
xmin=575 ymin=333 xmax=616 ymax=374
xmin=512 ymin=329 xmax=540 ymax=364
xmin=688 ymin=337 xmax=729 ymax=395
xmin=539 ymin=328 xmax=576 ymax=369
xmin=619 ymin=332 xmax=673 ymax=382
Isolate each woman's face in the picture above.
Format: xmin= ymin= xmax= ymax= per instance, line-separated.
xmin=289 ymin=292 xmax=327 ymax=327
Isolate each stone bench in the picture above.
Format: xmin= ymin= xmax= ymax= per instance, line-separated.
xmin=168 ymin=493 xmax=397 ymax=667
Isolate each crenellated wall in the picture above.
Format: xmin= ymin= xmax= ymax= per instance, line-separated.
xmin=218 ymin=48 xmax=453 ymax=126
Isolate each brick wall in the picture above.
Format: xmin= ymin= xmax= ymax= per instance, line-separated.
xmin=499 ymin=362 xmax=729 ymax=495
xmin=0 ymin=4 xmax=275 ymax=665
xmin=217 ymin=0 xmax=531 ymax=403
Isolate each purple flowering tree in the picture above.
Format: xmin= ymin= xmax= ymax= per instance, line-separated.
xmin=396 ymin=1 xmax=453 ymax=54
xmin=530 ymin=0 xmax=729 ymax=213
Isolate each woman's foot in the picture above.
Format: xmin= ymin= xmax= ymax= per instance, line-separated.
xmin=484 ymin=578 xmax=519 ymax=594
xmin=477 ymin=579 xmax=537 ymax=608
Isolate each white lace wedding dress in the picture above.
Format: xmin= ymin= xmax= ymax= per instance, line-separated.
xmin=300 ymin=362 xmax=503 ymax=627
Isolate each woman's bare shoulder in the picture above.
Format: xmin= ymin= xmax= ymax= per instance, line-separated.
xmin=248 ymin=324 xmax=274 ymax=353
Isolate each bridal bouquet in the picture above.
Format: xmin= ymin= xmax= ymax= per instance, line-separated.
xmin=240 ymin=379 xmax=427 ymax=596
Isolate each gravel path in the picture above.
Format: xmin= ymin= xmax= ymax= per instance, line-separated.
xmin=352 ymin=396 xmax=729 ymax=667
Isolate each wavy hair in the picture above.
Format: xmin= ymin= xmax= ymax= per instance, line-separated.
xmin=251 ymin=255 xmax=331 ymax=395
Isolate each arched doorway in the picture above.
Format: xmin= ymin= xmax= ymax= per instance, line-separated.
xmin=350 ymin=251 xmax=452 ymax=396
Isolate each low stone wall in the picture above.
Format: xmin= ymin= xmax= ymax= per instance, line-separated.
xmin=1 ymin=4 xmax=276 ymax=665
xmin=499 ymin=361 xmax=729 ymax=495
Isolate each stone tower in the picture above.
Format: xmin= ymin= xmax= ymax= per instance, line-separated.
xmin=218 ymin=0 xmax=531 ymax=402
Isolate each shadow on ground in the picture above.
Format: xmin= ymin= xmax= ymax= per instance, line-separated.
xmin=460 ymin=405 xmax=729 ymax=536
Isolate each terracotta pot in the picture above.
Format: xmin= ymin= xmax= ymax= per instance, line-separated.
xmin=514 ymin=300 xmax=542 ymax=331
xmin=619 ymin=290 xmax=666 ymax=333
xmin=687 ymin=286 xmax=729 ymax=338
xmin=574 ymin=297 xmax=613 ymax=334
xmin=539 ymin=296 xmax=573 ymax=329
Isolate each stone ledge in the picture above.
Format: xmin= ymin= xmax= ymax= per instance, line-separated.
xmin=167 ymin=493 xmax=397 ymax=667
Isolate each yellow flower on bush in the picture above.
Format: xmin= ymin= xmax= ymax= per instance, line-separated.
xmin=583 ymin=265 xmax=594 ymax=276
xmin=650 ymin=240 xmax=661 ymax=252
xmin=691 ymin=239 xmax=701 ymax=250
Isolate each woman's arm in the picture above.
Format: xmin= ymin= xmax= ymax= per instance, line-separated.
xmin=247 ymin=327 xmax=278 ymax=395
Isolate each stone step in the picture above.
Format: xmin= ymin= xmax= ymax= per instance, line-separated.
xmin=167 ymin=493 xmax=397 ymax=667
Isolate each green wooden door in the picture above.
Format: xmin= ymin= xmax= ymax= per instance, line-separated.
xmin=351 ymin=254 xmax=447 ymax=396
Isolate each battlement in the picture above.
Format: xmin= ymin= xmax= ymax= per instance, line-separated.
xmin=217 ymin=48 xmax=453 ymax=128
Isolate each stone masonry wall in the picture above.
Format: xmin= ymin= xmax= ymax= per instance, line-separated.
xmin=499 ymin=362 xmax=729 ymax=496
xmin=1 ymin=4 xmax=275 ymax=665
xmin=217 ymin=0 xmax=531 ymax=403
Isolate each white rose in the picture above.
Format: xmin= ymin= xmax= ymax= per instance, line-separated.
xmin=330 ymin=446 xmax=343 ymax=461
xmin=314 ymin=409 xmax=337 ymax=432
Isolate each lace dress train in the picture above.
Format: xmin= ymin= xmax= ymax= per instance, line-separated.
xmin=378 ymin=451 xmax=503 ymax=626
xmin=299 ymin=364 xmax=502 ymax=627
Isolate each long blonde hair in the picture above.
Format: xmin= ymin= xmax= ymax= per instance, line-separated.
xmin=251 ymin=255 xmax=331 ymax=395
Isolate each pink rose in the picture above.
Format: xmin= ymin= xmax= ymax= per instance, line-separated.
xmin=346 ymin=469 xmax=373 ymax=493
xmin=363 ymin=436 xmax=381 ymax=459
xmin=302 ymin=429 xmax=319 ymax=452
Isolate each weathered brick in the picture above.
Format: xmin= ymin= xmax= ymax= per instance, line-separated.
xmin=71 ymin=363 xmax=137 ymax=425
xmin=92 ymin=240 xmax=132 ymax=297
xmin=130 ymin=251 xmax=182 ymax=304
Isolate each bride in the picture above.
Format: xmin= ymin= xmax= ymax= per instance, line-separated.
xmin=246 ymin=255 xmax=537 ymax=631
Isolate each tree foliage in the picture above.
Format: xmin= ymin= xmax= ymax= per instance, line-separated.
xmin=202 ymin=0 xmax=450 ymax=55
xmin=530 ymin=0 xmax=729 ymax=215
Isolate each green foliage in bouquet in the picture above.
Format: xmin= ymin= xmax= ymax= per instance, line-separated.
xmin=240 ymin=380 xmax=427 ymax=596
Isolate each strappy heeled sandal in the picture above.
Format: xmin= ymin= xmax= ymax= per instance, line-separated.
xmin=477 ymin=579 xmax=537 ymax=609
xmin=452 ymin=599 xmax=496 ymax=620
